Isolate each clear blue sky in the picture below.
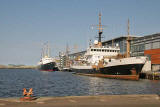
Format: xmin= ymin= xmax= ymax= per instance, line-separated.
xmin=0 ymin=0 xmax=160 ymax=65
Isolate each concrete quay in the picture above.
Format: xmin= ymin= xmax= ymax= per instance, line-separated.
xmin=0 ymin=94 xmax=160 ymax=107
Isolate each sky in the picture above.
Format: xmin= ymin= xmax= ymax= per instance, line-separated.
xmin=0 ymin=0 xmax=160 ymax=65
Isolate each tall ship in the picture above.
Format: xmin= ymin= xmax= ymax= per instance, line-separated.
xmin=70 ymin=13 xmax=148 ymax=80
xmin=37 ymin=43 xmax=58 ymax=71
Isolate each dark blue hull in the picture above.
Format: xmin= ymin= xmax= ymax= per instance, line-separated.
xmin=38 ymin=62 xmax=58 ymax=71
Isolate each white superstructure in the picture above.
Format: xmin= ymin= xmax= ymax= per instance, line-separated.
xmin=38 ymin=56 xmax=55 ymax=65
xmin=72 ymin=40 xmax=120 ymax=66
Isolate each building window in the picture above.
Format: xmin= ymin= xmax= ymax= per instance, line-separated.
xmin=145 ymin=43 xmax=151 ymax=50
xmin=152 ymin=42 xmax=160 ymax=49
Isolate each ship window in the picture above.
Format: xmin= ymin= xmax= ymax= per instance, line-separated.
xmin=91 ymin=49 xmax=93 ymax=51
xmin=94 ymin=49 xmax=96 ymax=51
xmin=107 ymin=50 xmax=109 ymax=52
xmin=102 ymin=49 xmax=104 ymax=52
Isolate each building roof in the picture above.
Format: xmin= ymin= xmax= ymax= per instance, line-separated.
xmin=102 ymin=35 xmax=140 ymax=44
xmin=133 ymin=33 xmax=160 ymax=41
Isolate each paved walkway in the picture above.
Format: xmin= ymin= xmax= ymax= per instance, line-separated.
xmin=0 ymin=94 xmax=160 ymax=107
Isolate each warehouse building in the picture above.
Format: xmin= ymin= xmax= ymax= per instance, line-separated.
xmin=102 ymin=36 xmax=139 ymax=55
xmin=131 ymin=33 xmax=160 ymax=71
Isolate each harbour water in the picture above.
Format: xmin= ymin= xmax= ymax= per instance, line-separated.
xmin=0 ymin=69 xmax=160 ymax=98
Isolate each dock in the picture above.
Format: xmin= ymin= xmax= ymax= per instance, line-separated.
xmin=140 ymin=72 xmax=160 ymax=80
xmin=0 ymin=94 xmax=160 ymax=107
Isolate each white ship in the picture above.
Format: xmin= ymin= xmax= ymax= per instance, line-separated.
xmin=70 ymin=13 xmax=148 ymax=80
xmin=37 ymin=43 xmax=58 ymax=71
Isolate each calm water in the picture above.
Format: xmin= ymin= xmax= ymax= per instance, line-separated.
xmin=0 ymin=69 xmax=160 ymax=98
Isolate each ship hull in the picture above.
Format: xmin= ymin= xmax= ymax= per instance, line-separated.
xmin=100 ymin=64 xmax=144 ymax=75
xmin=71 ymin=57 xmax=146 ymax=80
xmin=71 ymin=64 xmax=144 ymax=75
xmin=71 ymin=64 xmax=143 ymax=80
xmin=38 ymin=62 xmax=58 ymax=71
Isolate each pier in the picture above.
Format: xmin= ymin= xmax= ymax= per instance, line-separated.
xmin=0 ymin=95 xmax=160 ymax=107
xmin=140 ymin=72 xmax=160 ymax=80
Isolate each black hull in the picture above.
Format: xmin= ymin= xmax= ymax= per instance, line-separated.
xmin=72 ymin=64 xmax=144 ymax=75
xmin=38 ymin=62 xmax=58 ymax=71
xmin=100 ymin=64 xmax=144 ymax=75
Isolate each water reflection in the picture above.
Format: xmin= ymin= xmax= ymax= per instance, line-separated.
xmin=0 ymin=69 xmax=160 ymax=98
xmin=88 ymin=77 xmax=106 ymax=95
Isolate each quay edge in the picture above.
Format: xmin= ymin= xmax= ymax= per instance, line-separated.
xmin=0 ymin=94 xmax=160 ymax=107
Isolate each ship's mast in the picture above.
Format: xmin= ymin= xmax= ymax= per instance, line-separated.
xmin=126 ymin=19 xmax=131 ymax=58
xmin=41 ymin=47 xmax=44 ymax=58
xmin=65 ymin=43 xmax=70 ymax=67
xmin=91 ymin=12 xmax=105 ymax=47
xmin=47 ymin=42 xmax=50 ymax=57
xmin=96 ymin=12 xmax=105 ymax=47
xmin=98 ymin=12 xmax=103 ymax=43
xmin=127 ymin=19 xmax=130 ymax=36
xmin=66 ymin=43 xmax=69 ymax=57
